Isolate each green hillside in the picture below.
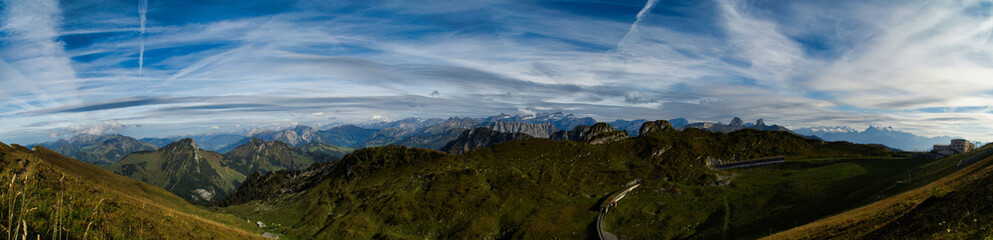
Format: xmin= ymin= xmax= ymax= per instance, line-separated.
xmin=297 ymin=142 xmax=353 ymax=162
xmin=217 ymin=122 xmax=901 ymax=239
xmin=106 ymin=138 xmax=246 ymax=203
xmin=224 ymin=138 xmax=316 ymax=174
xmin=767 ymin=144 xmax=993 ymax=239
xmin=0 ymin=141 xmax=263 ymax=239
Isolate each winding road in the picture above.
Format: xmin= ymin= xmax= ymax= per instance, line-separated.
xmin=596 ymin=180 xmax=642 ymax=240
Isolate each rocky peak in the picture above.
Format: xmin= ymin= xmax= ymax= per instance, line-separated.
xmin=292 ymin=124 xmax=315 ymax=133
xmin=441 ymin=127 xmax=534 ymax=154
xmin=639 ymin=120 xmax=674 ymax=136
xmin=729 ymin=117 xmax=744 ymax=127
xmin=162 ymin=138 xmax=198 ymax=152
xmin=551 ymin=122 xmax=629 ymax=145
xmin=481 ymin=121 xmax=558 ymax=138
xmin=756 ymin=118 xmax=765 ymax=126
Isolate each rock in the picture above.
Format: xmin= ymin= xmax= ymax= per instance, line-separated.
xmin=551 ymin=123 xmax=629 ymax=145
xmin=729 ymin=117 xmax=744 ymax=127
xmin=481 ymin=121 xmax=558 ymax=138
xmin=638 ymin=120 xmax=674 ymax=136
xmin=441 ymin=127 xmax=533 ymax=154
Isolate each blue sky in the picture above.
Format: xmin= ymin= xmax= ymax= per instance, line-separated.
xmin=2 ymin=0 xmax=993 ymax=144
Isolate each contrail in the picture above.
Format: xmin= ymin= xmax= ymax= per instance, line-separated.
xmin=138 ymin=0 xmax=147 ymax=76
xmin=616 ymin=0 xmax=658 ymax=51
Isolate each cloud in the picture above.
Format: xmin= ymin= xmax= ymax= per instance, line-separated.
xmin=23 ymin=97 xmax=196 ymax=115
xmin=0 ymin=0 xmax=78 ymax=108
xmin=370 ymin=115 xmax=389 ymax=122
xmin=64 ymin=120 xmax=126 ymax=135
xmin=517 ymin=107 xmax=537 ymax=116
xmin=138 ymin=0 xmax=148 ymax=75
xmin=614 ymin=0 xmax=658 ymax=51
xmin=2 ymin=0 xmax=993 ymax=144
xmin=209 ymin=125 xmax=219 ymax=129
xmin=718 ymin=0 xmax=806 ymax=87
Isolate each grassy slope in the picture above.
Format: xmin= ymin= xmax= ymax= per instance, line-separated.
xmin=219 ymin=128 xmax=897 ymax=239
xmin=224 ymin=139 xmax=316 ymax=175
xmin=106 ymin=147 xmax=246 ymax=202
xmin=0 ymin=142 xmax=263 ymax=239
xmin=765 ymin=144 xmax=993 ymax=240
xmin=297 ymin=142 xmax=353 ymax=162
xmin=611 ymin=155 xmax=961 ymax=240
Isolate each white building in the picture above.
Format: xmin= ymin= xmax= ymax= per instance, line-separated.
xmin=933 ymin=139 xmax=975 ymax=155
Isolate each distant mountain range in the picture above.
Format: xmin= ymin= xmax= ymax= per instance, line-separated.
xmin=31 ymin=112 xmax=956 ymax=169
xmin=681 ymin=117 xmax=791 ymax=133
xmin=793 ymin=126 xmax=959 ymax=151
xmin=33 ymin=134 xmax=157 ymax=165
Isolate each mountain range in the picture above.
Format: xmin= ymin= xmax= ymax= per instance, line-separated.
xmin=212 ymin=120 xmax=898 ymax=238
xmin=31 ymin=113 xmax=959 ymax=170
xmin=794 ymin=126 xmax=959 ymax=151
xmin=33 ymin=134 xmax=158 ymax=165
xmin=104 ymin=137 xmax=343 ymax=203
xmin=681 ymin=117 xmax=791 ymax=133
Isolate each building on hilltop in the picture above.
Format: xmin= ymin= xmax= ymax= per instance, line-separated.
xmin=932 ymin=139 xmax=974 ymax=156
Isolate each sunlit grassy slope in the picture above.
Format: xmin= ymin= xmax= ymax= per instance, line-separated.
xmin=766 ymin=144 xmax=993 ymax=240
xmin=0 ymin=141 xmax=263 ymax=239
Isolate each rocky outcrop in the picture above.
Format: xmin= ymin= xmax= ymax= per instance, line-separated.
xmin=275 ymin=125 xmax=319 ymax=146
xmin=639 ymin=120 xmax=675 ymax=136
xmin=480 ymin=112 xmax=596 ymax=132
xmin=481 ymin=121 xmax=558 ymax=138
xmin=729 ymin=117 xmax=744 ymax=127
xmin=250 ymin=125 xmax=321 ymax=146
xmin=441 ymin=127 xmax=533 ymax=154
xmin=551 ymin=123 xmax=629 ymax=145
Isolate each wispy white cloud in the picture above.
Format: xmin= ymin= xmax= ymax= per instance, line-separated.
xmin=1 ymin=0 xmax=992 ymax=144
xmin=0 ymin=0 xmax=78 ymax=108
xmin=614 ymin=0 xmax=658 ymax=52
xmin=718 ymin=0 xmax=807 ymax=87
xmin=64 ymin=120 xmax=126 ymax=135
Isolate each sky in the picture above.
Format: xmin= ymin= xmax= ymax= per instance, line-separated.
xmin=1 ymin=0 xmax=993 ymax=144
